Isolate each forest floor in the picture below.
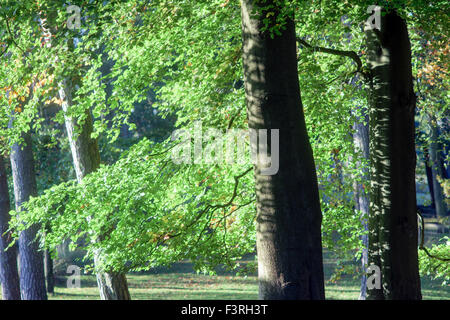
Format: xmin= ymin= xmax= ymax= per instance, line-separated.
xmin=48 ymin=250 xmax=449 ymax=300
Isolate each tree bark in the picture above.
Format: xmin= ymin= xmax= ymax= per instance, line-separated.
xmin=0 ymin=155 xmax=21 ymax=300
xmin=9 ymin=132 xmax=47 ymax=300
xmin=240 ymin=0 xmax=324 ymax=300
xmin=365 ymin=10 xmax=421 ymax=300
xmin=59 ymin=79 xmax=130 ymax=300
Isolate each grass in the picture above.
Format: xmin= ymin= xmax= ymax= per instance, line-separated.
xmin=51 ymin=271 xmax=259 ymax=300
xmin=47 ymin=253 xmax=450 ymax=300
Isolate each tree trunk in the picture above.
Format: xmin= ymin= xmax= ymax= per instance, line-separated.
xmin=44 ymin=249 xmax=54 ymax=294
xmin=94 ymin=262 xmax=131 ymax=300
xmin=0 ymin=155 xmax=21 ymax=300
xmin=428 ymin=116 xmax=447 ymax=219
xmin=353 ymin=112 xmax=370 ymax=300
xmin=9 ymin=132 xmax=47 ymax=300
xmin=424 ymin=148 xmax=435 ymax=209
xmin=58 ymin=80 xmax=131 ymax=300
xmin=35 ymin=8 xmax=129 ymax=300
xmin=365 ymin=10 xmax=421 ymax=300
xmin=240 ymin=0 xmax=324 ymax=300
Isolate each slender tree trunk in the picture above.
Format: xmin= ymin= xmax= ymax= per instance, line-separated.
xmin=59 ymin=79 xmax=130 ymax=300
xmin=365 ymin=10 xmax=421 ymax=300
xmin=353 ymin=111 xmax=370 ymax=300
xmin=44 ymin=249 xmax=54 ymax=295
xmin=240 ymin=0 xmax=324 ymax=300
xmin=38 ymin=8 xmax=130 ymax=299
xmin=9 ymin=132 xmax=47 ymax=300
xmin=0 ymin=155 xmax=21 ymax=300
xmin=428 ymin=116 xmax=447 ymax=219
xmin=424 ymin=148 xmax=436 ymax=209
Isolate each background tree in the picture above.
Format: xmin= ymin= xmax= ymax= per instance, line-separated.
xmin=9 ymin=128 xmax=47 ymax=300
xmin=0 ymin=152 xmax=21 ymax=300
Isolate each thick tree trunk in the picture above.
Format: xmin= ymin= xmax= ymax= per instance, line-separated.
xmin=59 ymin=80 xmax=130 ymax=300
xmin=365 ymin=10 xmax=421 ymax=300
xmin=353 ymin=113 xmax=369 ymax=300
xmin=9 ymin=132 xmax=47 ymax=300
xmin=0 ymin=156 xmax=21 ymax=300
xmin=240 ymin=0 xmax=324 ymax=300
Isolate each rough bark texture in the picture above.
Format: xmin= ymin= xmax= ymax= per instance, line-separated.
xmin=241 ymin=0 xmax=324 ymax=300
xmin=0 ymin=156 xmax=21 ymax=300
xmin=365 ymin=10 xmax=421 ymax=300
xmin=59 ymin=80 xmax=130 ymax=300
xmin=9 ymin=133 xmax=47 ymax=300
xmin=353 ymin=114 xmax=369 ymax=300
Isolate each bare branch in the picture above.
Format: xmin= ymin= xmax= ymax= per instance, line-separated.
xmin=296 ymin=37 xmax=366 ymax=77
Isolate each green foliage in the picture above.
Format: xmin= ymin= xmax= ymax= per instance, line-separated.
xmin=9 ymin=137 xmax=256 ymax=274
xmin=0 ymin=0 xmax=372 ymax=279
xmin=419 ymin=237 xmax=450 ymax=285
xmin=1 ymin=0 xmax=448 ymax=286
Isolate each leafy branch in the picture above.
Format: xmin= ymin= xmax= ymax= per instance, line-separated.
xmin=417 ymin=211 xmax=450 ymax=262
xmin=2 ymin=15 xmax=29 ymax=60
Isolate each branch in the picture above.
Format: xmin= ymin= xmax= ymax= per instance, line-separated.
xmin=0 ymin=42 xmax=10 ymax=58
xmin=4 ymin=16 xmax=28 ymax=60
xmin=169 ymin=167 xmax=253 ymax=241
xmin=227 ymin=108 xmax=242 ymax=130
xmin=210 ymin=167 xmax=253 ymax=210
xmin=297 ymin=37 xmax=364 ymax=76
